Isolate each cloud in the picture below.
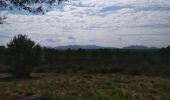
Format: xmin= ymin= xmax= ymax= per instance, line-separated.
xmin=0 ymin=34 xmax=11 ymax=38
xmin=46 ymin=38 xmax=56 ymax=43
xmin=137 ymin=6 xmax=170 ymax=11
xmin=100 ymin=5 xmax=132 ymax=12
xmin=89 ymin=39 xmax=96 ymax=43
xmin=0 ymin=0 xmax=170 ymax=47
xmin=132 ymin=24 xmax=170 ymax=29
xmin=68 ymin=36 xmax=76 ymax=40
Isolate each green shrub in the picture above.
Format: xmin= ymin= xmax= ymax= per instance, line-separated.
xmin=6 ymin=34 xmax=42 ymax=78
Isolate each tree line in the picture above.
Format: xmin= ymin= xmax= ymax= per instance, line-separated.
xmin=0 ymin=34 xmax=170 ymax=78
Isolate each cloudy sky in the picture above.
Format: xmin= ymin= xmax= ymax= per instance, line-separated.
xmin=0 ymin=0 xmax=170 ymax=48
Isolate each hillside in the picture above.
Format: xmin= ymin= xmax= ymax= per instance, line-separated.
xmin=55 ymin=45 xmax=103 ymax=50
xmin=123 ymin=45 xmax=158 ymax=50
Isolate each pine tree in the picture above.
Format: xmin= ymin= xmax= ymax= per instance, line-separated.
xmin=7 ymin=34 xmax=42 ymax=78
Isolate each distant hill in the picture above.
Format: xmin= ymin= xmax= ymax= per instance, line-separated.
xmin=123 ymin=45 xmax=158 ymax=49
xmin=55 ymin=45 xmax=103 ymax=50
xmin=53 ymin=45 xmax=158 ymax=50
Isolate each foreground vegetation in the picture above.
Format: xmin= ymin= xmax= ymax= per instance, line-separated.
xmin=0 ymin=34 xmax=170 ymax=77
xmin=1 ymin=45 xmax=170 ymax=77
xmin=0 ymin=73 xmax=170 ymax=100
xmin=0 ymin=35 xmax=170 ymax=99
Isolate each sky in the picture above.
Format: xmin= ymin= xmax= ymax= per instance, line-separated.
xmin=0 ymin=0 xmax=170 ymax=48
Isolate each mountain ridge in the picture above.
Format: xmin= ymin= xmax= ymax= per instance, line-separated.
xmin=55 ymin=45 xmax=103 ymax=50
xmin=123 ymin=45 xmax=158 ymax=49
xmin=53 ymin=45 xmax=158 ymax=50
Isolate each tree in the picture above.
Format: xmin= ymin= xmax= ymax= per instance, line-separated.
xmin=167 ymin=45 xmax=170 ymax=49
xmin=0 ymin=46 xmax=6 ymax=64
xmin=0 ymin=0 xmax=68 ymax=14
xmin=7 ymin=34 xmax=42 ymax=78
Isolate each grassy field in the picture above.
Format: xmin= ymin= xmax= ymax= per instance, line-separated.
xmin=0 ymin=73 xmax=170 ymax=100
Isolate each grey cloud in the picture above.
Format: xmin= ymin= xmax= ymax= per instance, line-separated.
xmin=71 ymin=0 xmax=95 ymax=8
xmin=117 ymin=37 xmax=122 ymax=41
xmin=89 ymin=39 xmax=96 ymax=42
xmin=0 ymin=34 xmax=11 ymax=38
xmin=82 ymin=24 xmax=106 ymax=30
xmin=100 ymin=4 xmax=170 ymax=15
xmin=46 ymin=39 xmax=55 ymax=43
xmin=62 ymin=26 xmax=74 ymax=32
xmin=46 ymin=38 xmax=61 ymax=43
xmin=136 ymin=6 xmax=170 ymax=12
xmin=68 ymin=36 xmax=76 ymax=40
xmin=63 ymin=26 xmax=72 ymax=31
xmin=120 ymin=33 xmax=170 ymax=36
xmin=101 ymin=5 xmax=132 ymax=12
xmin=131 ymin=24 xmax=170 ymax=29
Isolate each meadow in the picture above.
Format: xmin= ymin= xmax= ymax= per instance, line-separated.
xmin=0 ymin=44 xmax=170 ymax=100
xmin=0 ymin=73 xmax=170 ymax=100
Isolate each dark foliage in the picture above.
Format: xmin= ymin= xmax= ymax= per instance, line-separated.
xmin=33 ymin=46 xmax=170 ymax=76
xmin=6 ymin=34 xmax=42 ymax=78
xmin=0 ymin=36 xmax=170 ymax=76
xmin=0 ymin=0 xmax=68 ymax=14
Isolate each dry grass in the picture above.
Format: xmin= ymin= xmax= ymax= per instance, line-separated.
xmin=0 ymin=73 xmax=170 ymax=100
